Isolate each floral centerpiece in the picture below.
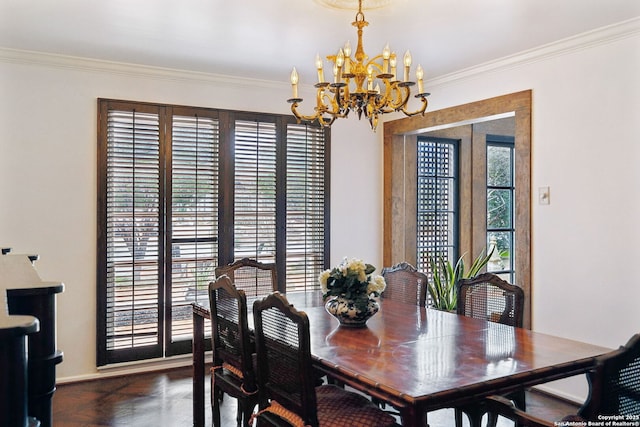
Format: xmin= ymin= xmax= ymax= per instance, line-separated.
xmin=319 ymin=258 xmax=386 ymax=327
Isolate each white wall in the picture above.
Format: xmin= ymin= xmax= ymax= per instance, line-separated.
xmin=1 ymin=17 xmax=639 ymax=401
xmin=329 ymin=119 xmax=384 ymax=268
xmin=419 ymin=23 xmax=640 ymax=345
xmin=0 ymin=50 xmax=381 ymax=380
xmin=0 ymin=51 xmax=336 ymax=380
xmin=374 ymin=19 xmax=640 ymax=401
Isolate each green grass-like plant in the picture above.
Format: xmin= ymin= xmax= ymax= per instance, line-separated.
xmin=427 ymin=248 xmax=494 ymax=311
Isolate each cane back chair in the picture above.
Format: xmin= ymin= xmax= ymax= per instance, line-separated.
xmin=485 ymin=333 xmax=640 ymax=426
xmin=214 ymin=258 xmax=278 ymax=297
xmin=580 ymin=332 xmax=640 ymax=418
xmin=208 ymin=275 xmax=259 ymax=427
xmin=251 ymin=292 xmax=399 ymax=427
xmin=454 ymin=272 xmax=525 ymax=427
xmin=380 ymin=262 xmax=428 ymax=306
xmin=374 ymin=261 xmax=429 ymax=413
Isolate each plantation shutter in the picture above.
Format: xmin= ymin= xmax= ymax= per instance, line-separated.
xmin=168 ymin=112 xmax=219 ymax=352
xmin=233 ymin=119 xmax=277 ymax=263
xmin=285 ymin=123 xmax=327 ymax=292
xmin=99 ymin=104 xmax=164 ymax=365
xmin=98 ymin=100 xmax=330 ymax=366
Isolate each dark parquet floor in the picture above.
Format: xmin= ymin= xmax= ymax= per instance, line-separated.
xmin=52 ymin=365 xmax=579 ymax=427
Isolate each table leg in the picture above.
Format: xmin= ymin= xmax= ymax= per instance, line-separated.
xmin=400 ymin=406 xmax=428 ymax=427
xmin=192 ymin=309 xmax=205 ymax=427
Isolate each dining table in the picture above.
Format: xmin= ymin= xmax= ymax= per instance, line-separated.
xmin=192 ymin=291 xmax=610 ymax=427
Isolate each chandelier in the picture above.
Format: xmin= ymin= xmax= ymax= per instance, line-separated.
xmin=287 ymin=0 xmax=429 ymax=130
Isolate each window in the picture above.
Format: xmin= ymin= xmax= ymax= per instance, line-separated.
xmin=416 ymin=137 xmax=459 ymax=271
xmin=97 ymin=100 xmax=329 ymax=366
xmin=383 ymin=91 xmax=531 ymax=326
xmin=286 ymin=125 xmax=329 ymax=291
xmin=233 ymin=120 xmax=277 ymax=263
xmin=413 ymin=124 xmax=516 ymax=276
xmin=486 ymin=135 xmax=515 ymax=282
xmin=169 ymin=112 xmax=220 ymax=350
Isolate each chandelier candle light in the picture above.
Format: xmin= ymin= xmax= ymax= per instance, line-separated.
xmin=288 ymin=0 xmax=429 ymax=130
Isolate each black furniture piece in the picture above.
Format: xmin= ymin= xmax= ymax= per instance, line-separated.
xmin=1 ymin=253 xmax=64 ymax=427
xmin=0 ymin=310 xmax=40 ymax=427
xmin=208 ymin=275 xmax=259 ymax=427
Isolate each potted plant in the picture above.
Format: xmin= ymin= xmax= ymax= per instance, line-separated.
xmin=427 ymin=248 xmax=494 ymax=311
xmin=318 ymin=257 xmax=386 ymax=327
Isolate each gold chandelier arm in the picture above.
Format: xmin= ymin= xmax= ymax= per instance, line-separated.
xmin=288 ymin=99 xmax=320 ymax=122
xmin=289 ymin=101 xmax=337 ymax=127
xmin=288 ymin=93 xmax=348 ymax=127
xmin=400 ymin=94 xmax=429 ymax=117
xmin=372 ymin=83 xmax=409 ymax=114
xmin=370 ymin=84 xmax=429 ymax=118
xmin=364 ymin=55 xmax=385 ymax=75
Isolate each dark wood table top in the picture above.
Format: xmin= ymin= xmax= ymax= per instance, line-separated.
xmin=284 ymin=292 xmax=611 ymax=421
xmin=193 ymin=291 xmax=611 ymax=426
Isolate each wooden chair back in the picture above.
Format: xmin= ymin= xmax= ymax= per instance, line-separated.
xmin=483 ymin=395 xmax=552 ymax=427
xmin=381 ymin=262 xmax=428 ymax=306
xmin=456 ymin=272 xmax=524 ymax=327
xmin=581 ymin=333 xmax=640 ymax=418
xmin=208 ymin=275 xmax=256 ymax=393
xmin=252 ymin=292 xmax=319 ymax=426
xmin=454 ymin=274 xmax=525 ymax=427
xmin=215 ymin=258 xmax=277 ymax=297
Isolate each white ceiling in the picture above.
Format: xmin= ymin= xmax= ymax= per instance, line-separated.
xmin=1 ymin=0 xmax=639 ymax=84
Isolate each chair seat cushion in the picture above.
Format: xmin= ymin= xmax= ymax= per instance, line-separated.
xmin=316 ymin=384 xmax=397 ymax=427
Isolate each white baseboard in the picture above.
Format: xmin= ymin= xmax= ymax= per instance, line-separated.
xmin=57 ymin=352 xmax=210 ymax=384
xmin=531 ymin=384 xmax=583 ymax=406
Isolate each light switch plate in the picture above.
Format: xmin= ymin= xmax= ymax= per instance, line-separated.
xmin=539 ymin=187 xmax=550 ymax=205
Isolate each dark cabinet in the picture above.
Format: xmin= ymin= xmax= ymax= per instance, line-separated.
xmin=1 ymin=253 xmax=63 ymax=427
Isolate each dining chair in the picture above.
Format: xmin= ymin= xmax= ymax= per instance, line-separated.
xmin=484 ymin=333 xmax=640 ymax=426
xmin=208 ymin=275 xmax=259 ymax=427
xmin=454 ymin=272 xmax=525 ymax=427
xmin=251 ymin=292 xmax=400 ymax=427
xmin=374 ymin=261 xmax=429 ymax=414
xmin=214 ymin=257 xmax=278 ymax=297
xmin=380 ymin=261 xmax=428 ymax=306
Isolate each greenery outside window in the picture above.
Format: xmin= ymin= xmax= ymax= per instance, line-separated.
xmin=486 ymin=135 xmax=515 ymax=282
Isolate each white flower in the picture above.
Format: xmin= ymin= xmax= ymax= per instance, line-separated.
xmin=344 ymin=258 xmax=367 ymax=282
xmin=319 ymin=257 xmax=382 ymax=300
xmin=367 ymin=274 xmax=386 ymax=295
xmin=318 ymin=269 xmax=331 ymax=293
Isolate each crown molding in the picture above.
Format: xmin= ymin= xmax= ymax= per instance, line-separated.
xmin=1 ymin=16 xmax=638 ymax=90
xmin=313 ymin=0 xmax=396 ymax=10
xmin=428 ymin=16 xmax=640 ymax=87
xmin=0 ymin=47 xmax=285 ymax=90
